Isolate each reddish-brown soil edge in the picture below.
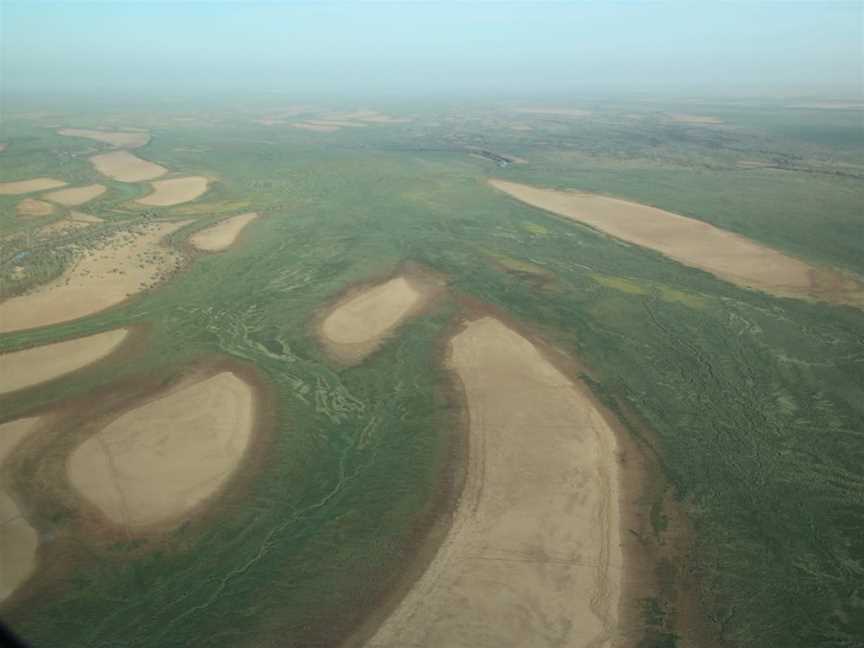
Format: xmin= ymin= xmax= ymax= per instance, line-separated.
xmin=0 ymin=355 xmax=277 ymax=616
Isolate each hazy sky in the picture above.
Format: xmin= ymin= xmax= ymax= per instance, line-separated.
xmin=3 ymin=1 xmax=862 ymax=99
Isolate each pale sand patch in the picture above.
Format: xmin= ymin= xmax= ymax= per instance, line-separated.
xmin=16 ymin=199 xmax=55 ymax=217
xmin=135 ymin=176 xmax=209 ymax=207
xmin=305 ymin=120 xmax=368 ymax=128
xmin=189 ymin=212 xmax=258 ymax=252
xmin=0 ymin=329 xmax=128 ymax=395
xmin=0 ymin=178 xmax=66 ymax=195
xmin=788 ymin=101 xmax=864 ymax=110
xmin=370 ymin=317 xmax=622 ymax=648
xmin=69 ymin=211 xmax=103 ymax=224
xmin=292 ymin=122 xmax=340 ymax=133
xmin=0 ymin=144 xmax=7 ymax=153
xmin=489 ymin=179 xmax=864 ymax=305
xmin=57 ymin=128 xmax=150 ymax=148
xmin=90 ymin=150 xmax=167 ymax=183
xmin=41 ymin=183 xmax=106 ymax=206
xmin=68 ymin=372 xmax=256 ymax=528
xmin=319 ymin=276 xmax=426 ymax=363
xmin=511 ymin=107 xmax=591 ymax=118
xmin=665 ymin=113 xmax=724 ymax=125
xmin=335 ymin=111 xmax=412 ymax=124
xmin=0 ymin=417 xmax=42 ymax=602
xmin=0 ymin=221 xmax=188 ymax=333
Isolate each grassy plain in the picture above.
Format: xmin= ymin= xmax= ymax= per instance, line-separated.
xmin=0 ymin=101 xmax=862 ymax=648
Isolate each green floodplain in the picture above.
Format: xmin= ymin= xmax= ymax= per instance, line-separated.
xmin=1 ymin=100 xmax=863 ymax=648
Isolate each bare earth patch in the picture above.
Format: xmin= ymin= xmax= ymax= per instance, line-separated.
xmin=41 ymin=183 xmax=107 ymax=206
xmin=135 ymin=176 xmax=209 ymax=207
xmin=16 ymin=199 xmax=55 ymax=217
xmin=370 ymin=317 xmax=622 ymax=647
xmin=68 ymin=371 xmax=256 ymax=528
xmin=0 ymin=178 xmax=67 ymax=195
xmin=292 ymin=122 xmax=341 ymax=133
xmin=69 ymin=211 xmax=103 ymax=224
xmin=665 ymin=113 xmax=724 ymax=125
xmin=0 ymin=221 xmax=189 ymax=333
xmin=57 ymin=128 xmax=150 ymax=148
xmin=189 ymin=212 xmax=259 ymax=251
xmin=511 ymin=106 xmax=591 ymax=118
xmin=0 ymin=417 xmax=42 ymax=602
xmin=319 ymin=275 xmax=435 ymax=363
xmin=89 ymin=150 xmax=167 ymax=183
xmin=489 ymin=179 xmax=864 ymax=306
xmin=305 ymin=119 xmax=367 ymax=128
xmin=0 ymin=329 xmax=128 ymax=395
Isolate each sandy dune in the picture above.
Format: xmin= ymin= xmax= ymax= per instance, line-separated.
xmin=68 ymin=372 xmax=256 ymax=528
xmin=0 ymin=221 xmax=188 ymax=333
xmin=370 ymin=317 xmax=622 ymax=647
xmin=319 ymin=276 xmax=425 ymax=363
xmin=41 ymin=183 xmax=106 ymax=206
xmin=189 ymin=212 xmax=258 ymax=251
xmin=89 ymin=150 xmax=167 ymax=183
xmin=490 ymin=179 xmax=864 ymax=305
xmin=0 ymin=178 xmax=66 ymax=195
xmin=57 ymin=128 xmax=150 ymax=148
xmin=0 ymin=329 xmax=128 ymax=395
xmin=0 ymin=417 xmax=42 ymax=603
xmin=135 ymin=176 xmax=208 ymax=207
xmin=16 ymin=199 xmax=55 ymax=217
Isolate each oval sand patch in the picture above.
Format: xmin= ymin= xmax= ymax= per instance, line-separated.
xmin=68 ymin=371 xmax=256 ymax=528
xmin=0 ymin=329 xmax=128 ymax=395
xmin=0 ymin=417 xmax=43 ymax=602
xmin=189 ymin=212 xmax=258 ymax=251
xmin=135 ymin=176 xmax=209 ymax=207
xmin=89 ymin=150 xmax=167 ymax=183
xmin=41 ymin=184 xmax=107 ymax=207
xmin=370 ymin=317 xmax=622 ymax=647
xmin=0 ymin=178 xmax=67 ymax=195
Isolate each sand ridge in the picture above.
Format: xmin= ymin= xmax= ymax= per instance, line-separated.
xmin=135 ymin=176 xmax=209 ymax=207
xmin=0 ymin=329 xmax=128 ymax=395
xmin=89 ymin=150 xmax=167 ymax=183
xmin=67 ymin=371 xmax=257 ymax=529
xmin=489 ymin=179 xmax=864 ymax=306
xmin=0 ymin=178 xmax=67 ymax=195
xmin=57 ymin=128 xmax=150 ymax=149
xmin=368 ymin=317 xmax=622 ymax=647
xmin=41 ymin=183 xmax=107 ymax=206
xmin=0 ymin=418 xmax=42 ymax=603
xmin=0 ymin=220 xmax=189 ymax=333
xmin=189 ymin=212 xmax=259 ymax=251
xmin=319 ymin=274 xmax=438 ymax=364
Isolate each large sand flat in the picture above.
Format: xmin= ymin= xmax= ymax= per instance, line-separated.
xmin=58 ymin=128 xmax=150 ymax=148
xmin=0 ymin=178 xmax=67 ymax=195
xmin=41 ymin=183 xmax=106 ymax=206
xmin=135 ymin=176 xmax=208 ymax=207
xmin=319 ymin=276 xmax=424 ymax=363
xmin=0 ymin=418 xmax=42 ymax=602
xmin=68 ymin=372 xmax=256 ymax=528
xmin=0 ymin=329 xmax=128 ymax=395
xmin=0 ymin=221 xmax=187 ymax=333
xmin=90 ymin=150 xmax=167 ymax=183
xmin=189 ymin=212 xmax=258 ymax=251
xmin=369 ymin=317 xmax=622 ymax=648
xmin=490 ymin=179 xmax=864 ymax=304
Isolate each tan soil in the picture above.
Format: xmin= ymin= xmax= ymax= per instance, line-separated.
xmin=0 ymin=144 xmax=7 ymax=153
xmin=0 ymin=221 xmax=189 ymax=333
xmin=16 ymin=199 xmax=55 ymax=217
xmin=189 ymin=212 xmax=258 ymax=251
xmin=69 ymin=211 xmax=104 ymax=224
xmin=489 ymin=179 xmax=864 ymax=306
xmin=292 ymin=123 xmax=341 ymax=132
xmin=306 ymin=120 xmax=367 ymax=128
xmin=41 ymin=184 xmax=107 ymax=206
xmin=89 ymin=150 xmax=167 ymax=183
xmin=0 ymin=329 xmax=128 ymax=395
xmin=665 ymin=113 xmax=724 ymax=124
xmin=0 ymin=417 xmax=42 ymax=602
xmin=369 ymin=317 xmax=622 ymax=648
xmin=135 ymin=176 xmax=208 ymax=207
xmin=335 ymin=111 xmax=412 ymax=124
xmin=57 ymin=128 xmax=150 ymax=148
xmin=0 ymin=178 xmax=67 ymax=195
xmin=319 ymin=275 xmax=433 ymax=363
xmin=67 ymin=371 xmax=256 ymax=528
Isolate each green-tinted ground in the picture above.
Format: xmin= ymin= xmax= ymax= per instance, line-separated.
xmin=1 ymin=101 xmax=863 ymax=648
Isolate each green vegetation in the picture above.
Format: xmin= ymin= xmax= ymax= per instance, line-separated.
xmin=1 ymin=102 xmax=862 ymax=648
